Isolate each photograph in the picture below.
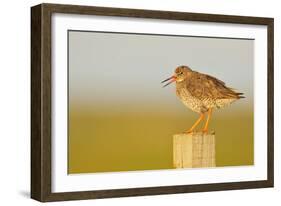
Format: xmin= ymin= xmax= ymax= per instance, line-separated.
xmin=68 ymin=30 xmax=254 ymax=174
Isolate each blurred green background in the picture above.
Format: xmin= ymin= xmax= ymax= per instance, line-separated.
xmin=68 ymin=31 xmax=254 ymax=174
xmin=69 ymin=108 xmax=253 ymax=173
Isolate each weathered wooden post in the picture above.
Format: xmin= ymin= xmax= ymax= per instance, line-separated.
xmin=173 ymin=132 xmax=216 ymax=168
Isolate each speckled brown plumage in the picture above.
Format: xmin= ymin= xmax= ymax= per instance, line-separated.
xmin=162 ymin=65 xmax=244 ymax=133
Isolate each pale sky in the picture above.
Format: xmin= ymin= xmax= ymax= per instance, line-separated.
xmin=69 ymin=30 xmax=254 ymax=112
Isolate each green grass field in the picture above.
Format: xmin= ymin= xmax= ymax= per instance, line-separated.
xmin=68 ymin=107 xmax=253 ymax=174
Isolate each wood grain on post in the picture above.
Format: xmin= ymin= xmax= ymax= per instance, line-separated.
xmin=173 ymin=133 xmax=216 ymax=168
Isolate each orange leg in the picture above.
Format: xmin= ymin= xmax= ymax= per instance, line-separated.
xmin=186 ymin=113 xmax=205 ymax=133
xmin=203 ymin=108 xmax=213 ymax=133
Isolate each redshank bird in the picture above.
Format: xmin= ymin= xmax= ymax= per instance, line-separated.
xmin=162 ymin=65 xmax=244 ymax=133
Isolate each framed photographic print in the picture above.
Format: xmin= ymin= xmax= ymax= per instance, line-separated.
xmin=31 ymin=3 xmax=274 ymax=202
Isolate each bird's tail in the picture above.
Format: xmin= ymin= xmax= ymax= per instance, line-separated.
xmin=236 ymin=92 xmax=245 ymax=99
xmin=228 ymin=87 xmax=245 ymax=99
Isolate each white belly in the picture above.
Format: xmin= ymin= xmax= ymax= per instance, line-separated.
xmin=176 ymin=88 xmax=204 ymax=113
xmin=176 ymin=87 xmax=237 ymax=113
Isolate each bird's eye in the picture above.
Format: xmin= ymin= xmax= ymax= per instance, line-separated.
xmin=179 ymin=72 xmax=183 ymax=75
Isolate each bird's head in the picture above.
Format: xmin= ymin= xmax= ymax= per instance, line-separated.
xmin=161 ymin=65 xmax=192 ymax=87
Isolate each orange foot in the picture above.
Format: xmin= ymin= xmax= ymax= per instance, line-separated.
xmin=202 ymin=129 xmax=215 ymax=135
xmin=185 ymin=130 xmax=193 ymax=134
xmin=185 ymin=129 xmax=199 ymax=134
xmin=202 ymin=129 xmax=208 ymax=134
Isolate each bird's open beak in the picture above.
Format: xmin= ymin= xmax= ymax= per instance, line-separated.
xmin=161 ymin=75 xmax=176 ymax=87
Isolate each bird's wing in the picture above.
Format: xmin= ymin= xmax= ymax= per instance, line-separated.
xmin=186 ymin=72 xmax=242 ymax=100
